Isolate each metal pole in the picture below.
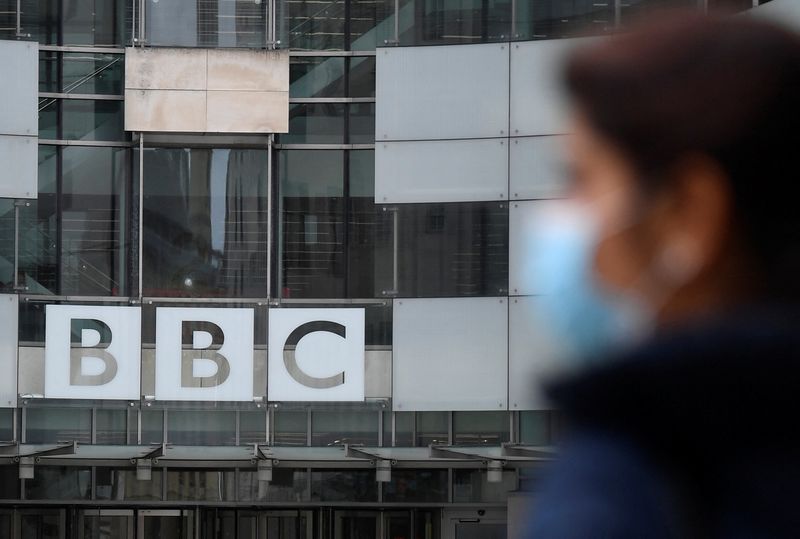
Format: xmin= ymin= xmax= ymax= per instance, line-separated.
xmin=394 ymin=0 xmax=399 ymax=44
xmin=15 ymin=0 xmax=21 ymax=37
xmin=13 ymin=203 xmax=20 ymax=289
xmin=131 ymin=0 xmax=136 ymax=45
xmin=138 ymin=133 xmax=144 ymax=298
xmin=392 ymin=209 xmax=399 ymax=293
xmin=266 ymin=134 xmax=273 ymax=300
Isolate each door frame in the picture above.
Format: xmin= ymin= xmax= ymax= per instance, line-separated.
xmin=236 ymin=509 xmax=314 ymax=538
xmin=13 ymin=508 xmax=66 ymax=539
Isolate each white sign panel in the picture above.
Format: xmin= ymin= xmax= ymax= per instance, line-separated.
xmin=0 ymin=295 xmax=19 ymax=407
xmin=155 ymin=307 xmax=254 ymax=401
xmin=269 ymin=308 xmax=365 ymax=402
xmin=45 ymin=305 xmax=141 ymax=400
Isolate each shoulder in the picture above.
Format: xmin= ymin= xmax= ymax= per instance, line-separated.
xmin=526 ymin=430 xmax=682 ymax=539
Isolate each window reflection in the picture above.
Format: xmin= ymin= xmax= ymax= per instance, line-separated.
xmin=166 ymin=469 xmax=235 ymax=501
xmin=238 ymin=468 xmax=310 ymax=502
xmin=25 ymin=408 xmax=92 ymax=444
xmin=311 ymin=469 xmax=377 ymax=501
xmin=147 ymin=0 xmax=267 ymax=47
xmin=143 ymin=148 xmax=268 ymax=298
xmin=311 ymin=410 xmax=378 ymax=446
xmin=168 ymin=410 xmax=236 ymax=446
xmin=24 ymin=466 xmax=92 ymax=500
xmin=514 ymin=0 xmax=614 ymax=40
xmin=384 ymin=469 xmax=448 ymax=502
xmin=453 ymin=411 xmax=509 ymax=445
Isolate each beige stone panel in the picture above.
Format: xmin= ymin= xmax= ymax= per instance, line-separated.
xmin=125 ymin=47 xmax=207 ymax=90
xmin=125 ymin=89 xmax=207 ymax=132
xmin=206 ymin=90 xmax=289 ymax=133
xmin=207 ymin=49 xmax=289 ymax=92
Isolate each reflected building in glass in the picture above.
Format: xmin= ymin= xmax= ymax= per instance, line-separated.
xmin=0 ymin=0 xmax=780 ymax=537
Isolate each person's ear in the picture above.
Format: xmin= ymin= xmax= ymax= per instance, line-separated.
xmin=653 ymin=155 xmax=732 ymax=288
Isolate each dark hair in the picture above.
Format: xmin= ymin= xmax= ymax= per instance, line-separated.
xmin=565 ymin=14 xmax=800 ymax=299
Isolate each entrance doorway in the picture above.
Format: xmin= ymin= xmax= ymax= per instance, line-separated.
xmin=334 ymin=511 xmax=379 ymax=539
xmin=79 ymin=510 xmax=134 ymax=539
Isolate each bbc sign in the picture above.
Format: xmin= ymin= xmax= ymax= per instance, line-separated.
xmin=44 ymin=305 xmax=365 ymax=402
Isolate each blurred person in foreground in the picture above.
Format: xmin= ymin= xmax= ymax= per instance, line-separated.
xmin=524 ymin=14 xmax=800 ymax=539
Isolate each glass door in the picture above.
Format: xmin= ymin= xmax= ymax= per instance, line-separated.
xmin=137 ymin=510 xmax=194 ymax=539
xmin=14 ymin=509 xmax=65 ymax=539
xmin=334 ymin=511 xmax=379 ymax=539
xmin=80 ymin=510 xmax=134 ymax=539
xmin=237 ymin=510 xmax=313 ymax=539
xmin=0 ymin=510 xmax=12 ymax=539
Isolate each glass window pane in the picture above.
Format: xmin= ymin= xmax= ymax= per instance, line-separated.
xmin=311 ymin=410 xmax=378 ymax=446
xmin=0 ymin=200 xmax=15 ymax=291
xmin=396 ymin=202 xmax=509 ymax=297
xmin=310 ymin=469 xmax=377 ymax=501
xmin=25 ymin=408 xmax=91 ymax=444
xmin=147 ymin=0 xmax=267 ymax=47
xmin=17 ymin=147 xmax=58 ymax=294
xmin=348 ymin=57 xmax=376 ymax=98
xmin=38 ymin=99 xmax=57 ymax=139
xmin=0 ymin=465 xmax=19 ymax=499
xmin=519 ymin=410 xmax=550 ymax=445
xmin=349 ymin=0 xmax=393 ymax=50
xmin=290 ymin=57 xmax=345 ymax=98
xmin=61 ymin=146 xmax=128 ymax=296
xmin=348 ymin=103 xmax=374 ymax=144
xmin=166 ymin=469 xmax=235 ymax=501
xmin=240 ymin=411 xmax=267 ymax=445
xmin=416 ymin=411 xmax=448 ymax=446
xmin=453 ymin=469 xmax=517 ymax=502
xmin=0 ymin=409 xmax=12 ymax=441
xmin=274 ymin=410 xmax=308 ymax=446
xmin=453 ymin=411 xmax=509 ymax=445
xmin=62 ymin=100 xmax=125 ymax=141
xmin=143 ymin=148 xmax=268 ymax=298
xmin=61 ymin=52 xmax=124 ymax=95
xmin=96 ymin=409 xmax=127 ymax=444
xmin=281 ymin=0 xmax=346 ymax=51
xmin=279 ymin=150 xmax=345 ymax=299
xmin=62 ymin=0 xmax=126 ymax=46
xmin=394 ymin=411 xmax=414 ymax=447
xmin=238 ymin=468 xmax=309 ymax=502
xmin=384 ymin=469 xmax=448 ymax=502
xmin=399 ymin=0 xmax=512 ymax=46
xmin=39 ymin=51 xmax=58 ymax=93
xmin=620 ymin=0 xmax=699 ymax=26
xmin=168 ymin=410 xmax=236 ymax=446
xmin=25 ymin=466 xmax=92 ymax=499
xmin=281 ymin=103 xmax=346 ymax=144
xmin=141 ymin=409 xmax=164 ymax=444
xmin=514 ymin=0 xmax=614 ymax=40
xmin=95 ymin=468 xmax=163 ymax=501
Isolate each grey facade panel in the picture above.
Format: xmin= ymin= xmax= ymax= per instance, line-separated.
xmin=0 ymin=294 xmax=18 ymax=407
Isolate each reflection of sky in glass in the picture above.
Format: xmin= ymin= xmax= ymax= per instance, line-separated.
xmin=210 ymin=149 xmax=230 ymax=256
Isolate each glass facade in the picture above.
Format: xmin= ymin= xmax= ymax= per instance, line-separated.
xmin=0 ymin=0 xmax=771 ymax=536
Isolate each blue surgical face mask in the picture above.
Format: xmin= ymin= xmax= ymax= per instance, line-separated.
xmin=525 ymin=202 xmax=653 ymax=367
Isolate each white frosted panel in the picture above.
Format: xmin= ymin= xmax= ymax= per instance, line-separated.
xmin=509 ymin=298 xmax=564 ymax=411
xmin=393 ymin=297 xmax=508 ymax=411
xmin=510 ymin=136 xmax=568 ymax=200
xmin=376 ymin=43 xmax=509 ymax=141
xmin=376 ymin=139 xmax=508 ymax=203
xmin=0 ymin=295 xmax=18 ymax=407
xmin=0 ymin=40 xmax=37 ymax=137
xmin=509 ymin=200 xmax=557 ymax=296
xmin=510 ymin=39 xmax=587 ymax=137
xmin=0 ymin=134 xmax=38 ymax=199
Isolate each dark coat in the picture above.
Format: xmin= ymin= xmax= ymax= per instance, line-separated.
xmin=526 ymin=308 xmax=800 ymax=538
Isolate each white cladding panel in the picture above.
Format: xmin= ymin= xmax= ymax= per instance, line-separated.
xmin=0 ymin=39 xmax=38 ymax=199
xmin=375 ymin=138 xmax=508 ymax=203
xmin=509 ymin=135 xmax=568 ymax=200
xmin=392 ymin=297 xmax=508 ymax=411
xmin=376 ymin=43 xmax=510 ymax=141
xmin=0 ymin=295 xmax=18 ymax=407
xmin=510 ymin=39 xmax=584 ymax=137
xmin=508 ymin=296 xmax=566 ymax=410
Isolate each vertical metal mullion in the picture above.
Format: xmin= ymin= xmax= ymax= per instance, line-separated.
xmin=510 ymin=0 xmax=516 ymax=39
xmin=138 ymin=133 xmax=144 ymax=298
xmin=377 ymin=409 xmax=384 ymax=447
xmin=447 ymin=468 xmax=453 ymax=503
xmin=235 ymin=410 xmax=241 ymax=445
xmin=15 ymin=0 xmax=21 ymax=36
xmin=614 ymin=0 xmax=622 ymax=29
xmin=447 ymin=411 xmax=453 ymax=445
xmin=131 ymin=0 xmax=137 ymax=46
xmin=163 ymin=409 xmax=168 ymax=444
xmin=91 ymin=407 xmax=97 ymax=444
xmin=393 ymin=0 xmax=400 ymax=44
xmin=391 ymin=411 xmax=396 ymax=447
xmin=306 ymin=409 xmax=312 ymax=446
xmin=267 ymin=135 xmax=273 ymax=300
xmin=13 ymin=203 xmax=20 ymax=289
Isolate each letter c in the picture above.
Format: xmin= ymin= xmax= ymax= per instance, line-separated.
xmin=283 ymin=321 xmax=346 ymax=389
